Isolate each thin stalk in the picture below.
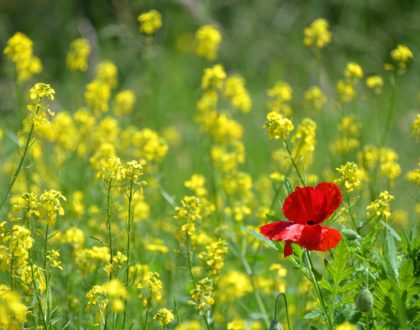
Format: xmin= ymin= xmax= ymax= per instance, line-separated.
xmin=274 ymin=293 xmax=292 ymax=330
xmin=43 ymin=224 xmax=50 ymax=327
xmin=142 ymin=294 xmax=152 ymax=330
xmin=380 ymin=74 xmax=396 ymax=146
xmin=345 ymin=193 xmax=359 ymax=233
xmin=306 ymin=251 xmax=333 ymax=330
xmin=185 ymin=233 xmax=196 ymax=283
xmin=284 ymin=140 xmax=306 ymax=186
xmin=122 ymin=179 xmax=135 ymax=330
xmin=0 ymin=121 xmax=35 ymax=209
xmin=25 ymin=214 xmax=48 ymax=329
xmin=104 ymin=180 xmax=113 ymax=330
xmin=106 ymin=180 xmax=114 ymax=279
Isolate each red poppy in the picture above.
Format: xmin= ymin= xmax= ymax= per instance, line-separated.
xmin=260 ymin=182 xmax=343 ymax=257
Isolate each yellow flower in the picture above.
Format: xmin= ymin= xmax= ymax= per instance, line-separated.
xmin=3 ymin=32 xmax=42 ymax=82
xmin=304 ymin=86 xmax=327 ymax=110
xmin=195 ymin=25 xmax=222 ymax=61
xmin=366 ymin=75 xmax=384 ymax=94
xmin=304 ymin=18 xmax=332 ymax=49
xmin=153 ymin=308 xmax=174 ymax=326
xmin=391 ymin=44 xmax=413 ymax=70
xmin=336 ymin=322 xmax=357 ymax=330
xmin=201 ymin=64 xmax=226 ymax=90
xmin=366 ymin=191 xmax=394 ymax=220
xmin=337 ymin=79 xmax=355 ymax=103
xmin=66 ymin=38 xmax=91 ymax=72
xmin=344 ymin=62 xmax=364 ymax=80
xmin=335 ymin=162 xmax=361 ymax=193
xmin=138 ymin=10 xmax=162 ymax=35
xmin=114 ymin=89 xmax=136 ymax=116
xmin=265 ymin=111 xmax=294 ymax=141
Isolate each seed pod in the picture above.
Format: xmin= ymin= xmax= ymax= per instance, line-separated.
xmin=269 ymin=320 xmax=284 ymax=330
xmin=356 ymin=288 xmax=374 ymax=312
xmin=342 ymin=228 xmax=361 ymax=241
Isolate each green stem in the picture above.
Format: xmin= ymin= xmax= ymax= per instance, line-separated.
xmin=106 ymin=180 xmax=114 ymax=280
xmin=345 ymin=193 xmax=359 ymax=233
xmin=142 ymin=294 xmax=152 ymax=330
xmin=122 ymin=180 xmax=135 ymax=330
xmin=274 ymin=293 xmax=292 ymax=330
xmin=185 ymin=233 xmax=196 ymax=283
xmin=0 ymin=121 xmax=35 ymax=209
xmin=306 ymin=251 xmax=333 ymax=330
xmin=284 ymin=140 xmax=306 ymax=186
xmin=380 ymin=74 xmax=396 ymax=146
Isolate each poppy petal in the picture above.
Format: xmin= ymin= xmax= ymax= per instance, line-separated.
xmin=282 ymin=186 xmax=322 ymax=224
xmin=284 ymin=241 xmax=293 ymax=257
xmin=316 ymin=226 xmax=342 ymax=251
xmin=315 ymin=182 xmax=343 ymax=222
xmin=282 ymin=182 xmax=342 ymax=225
xmin=259 ymin=221 xmax=294 ymax=241
xmin=293 ymin=225 xmax=342 ymax=252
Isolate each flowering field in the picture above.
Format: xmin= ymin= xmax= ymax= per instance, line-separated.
xmin=0 ymin=1 xmax=419 ymax=329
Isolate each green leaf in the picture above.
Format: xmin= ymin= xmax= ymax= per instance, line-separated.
xmin=284 ymin=177 xmax=293 ymax=194
xmin=304 ymin=309 xmax=322 ymax=320
xmin=385 ymin=228 xmax=399 ymax=280
xmin=381 ymin=220 xmax=401 ymax=241
xmin=241 ymin=226 xmax=279 ymax=251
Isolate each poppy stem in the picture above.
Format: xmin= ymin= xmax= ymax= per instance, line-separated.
xmin=274 ymin=293 xmax=292 ymax=330
xmin=284 ymin=140 xmax=306 ymax=186
xmin=305 ymin=251 xmax=334 ymax=330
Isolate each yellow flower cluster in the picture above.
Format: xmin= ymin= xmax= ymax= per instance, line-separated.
xmin=27 ymin=82 xmax=56 ymax=126
xmin=366 ymin=75 xmax=384 ymax=94
xmin=366 ymin=191 xmax=394 ymax=220
xmin=195 ymin=25 xmax=222 ymax=61
xmin=267 ymin=81 xmax=293 ymax=116
xmin=406 ymin=162 xmax=420 ymax=187
xmin=86 ymin=279 xmax=127 ymax=313
xmin=137 ymin=271 xmax=163 ymax=305
xmin=304 ymin=86 xmax=327 ymax=110
xmin=337 ymin=62 xmax=363 ymax=103
xmin=138 ymin=10 xmax=162 ymax=35
xmin=304 ymin=18 xmax=332 ymax=49
xmin=265 ymin=111 xmax=294 ymax=141
xmin=114 ymin=90 xmax=136 ymax=116
xmin=335 ymin=162 xmax=361 ymax=193
xmin=66 ymin=38 xmax=91 ymax=72
xmin=330 ymin=115 xmax=362 ymax=155
xmin=224 ymin=75 xmax=252 ymax=113
xmin=217 ymin=271 xmax=252 ymax=302
xmin=199 ymin=238 xmax=228 ymax=277
xmin=85 ymin=61 xmax=118 ymax=114
xmin=190 ymin=277 xmax=214 ymax=311
xmin=3 ymin=32 xmax=42 ymax=82
xmin=0 ymin=285 xmax=27 ymax=328
xmin=390 ymin=44 xmax=413 ymax=70
xmin=153 ymin=308 xmax=175 ymax=326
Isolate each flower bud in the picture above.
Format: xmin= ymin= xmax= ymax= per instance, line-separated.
xmin=356 ymin=288 xmax=373 ymax=312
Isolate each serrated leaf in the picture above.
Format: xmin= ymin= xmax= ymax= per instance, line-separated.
xmin=242 ymin=226 xmax=279 ymax=251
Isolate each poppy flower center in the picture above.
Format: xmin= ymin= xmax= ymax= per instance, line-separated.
xmin=307 ymin=220 xmax=315 ymax=225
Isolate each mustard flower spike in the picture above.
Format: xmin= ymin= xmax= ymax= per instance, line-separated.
xmin=265 ymin=111 xmax=294 ymax=141
xmin=195 ymin=25 xmax=222 ymax=61
xmin=390 ymin=44 xmax=413 ymax=70
xmin=66 ymin=38 xmax=91 ymax=72
xmin=138 ymin=10 xmax=162 ymax=35
xmin=153 ymin=308 xmax=175 ymax=327
xmin=335 ymin=162 xmax=361 ymax=193
xmin=304 ymin=18 xmax=332 ymax=49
